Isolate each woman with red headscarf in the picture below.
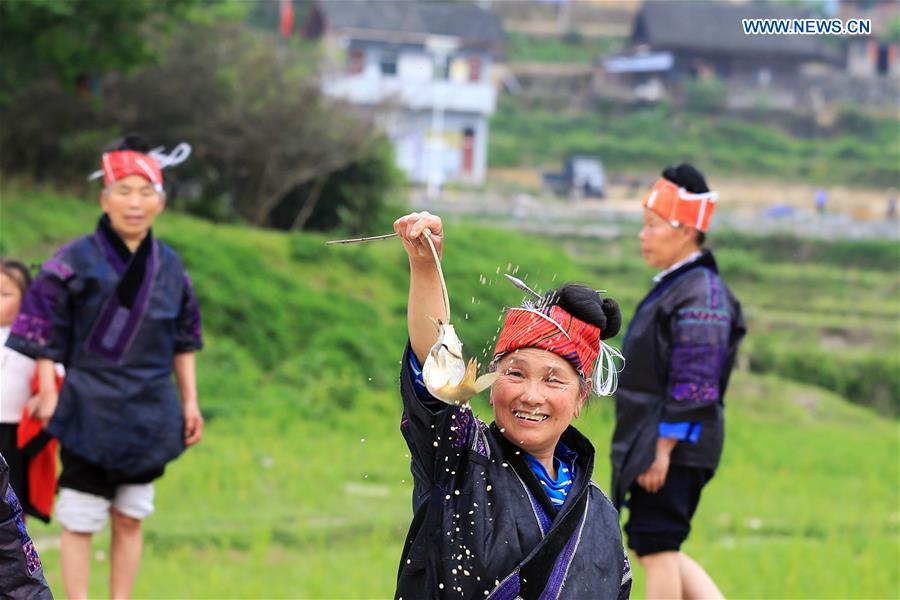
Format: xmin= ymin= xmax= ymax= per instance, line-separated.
xmin=392 ymin=212 xmax=631 ymax=600
xmin=6 ymin=135 xmax=204 ymax=599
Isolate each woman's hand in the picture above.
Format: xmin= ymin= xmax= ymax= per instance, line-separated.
xmin=393 ymin=212 xmax=444 ymax=264
xmin=637 ymin=437 xmax=677 ymax=493
xmin=183 ymin=400 xmax=204 ymax=447
xmin=31 ymin=389 xmax=58 ymax=425
xmin=29 ymin=359 xmax=60 ymax=425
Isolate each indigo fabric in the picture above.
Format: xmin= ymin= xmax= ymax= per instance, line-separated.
xmin=0 ymin=452 xmax=53 ymax=599
xmin=7 ymin=217 xmax=203 ymax=477
xmin=610 ymin=250 xmax=745 ymax=510
xmin=398 ymin=344 xmax=631 ymax=600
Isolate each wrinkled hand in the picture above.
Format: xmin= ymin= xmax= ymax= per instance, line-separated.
xmin=636 ymin=451 xmax=670 ymax=493
xmin=183 ymin=401 xmax=204 ymax=447
xmin=393 ymin=212 xmax=444 ymax=263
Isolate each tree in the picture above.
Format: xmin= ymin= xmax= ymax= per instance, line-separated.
xmin=0 ymin=0 xmax=197 ymax=104
xmin=101 ymin=22 xmax=395 ymax=228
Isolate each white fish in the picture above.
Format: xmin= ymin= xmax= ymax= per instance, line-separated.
xmin=423 ymin=317 xmax=497 ymax=405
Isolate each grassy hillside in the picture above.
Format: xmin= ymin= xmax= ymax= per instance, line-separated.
xmin=490 ymin=98 xmax=900 ymax=188
xmin=1 ymin=186 xmax=897 ymax=598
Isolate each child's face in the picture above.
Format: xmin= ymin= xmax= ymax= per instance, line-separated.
xmin=100 ymin=174 xmax=165 ymax=243
xmin=0 ymin=272 xmax=23 ymax=328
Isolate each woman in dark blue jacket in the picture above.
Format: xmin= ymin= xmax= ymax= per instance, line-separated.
xmin=393 ymin=211 xmax=631 ymax=600
xmin=611 ymin=164 xmax=745 ymax=599
xmin=6 ymin=135 xmax=203 ymax=599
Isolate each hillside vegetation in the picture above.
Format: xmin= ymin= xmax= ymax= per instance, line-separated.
xmin=490 ymin=98 xmax=900 ymax=189
xmin=1 ymin=186 xmax=897 ymax=598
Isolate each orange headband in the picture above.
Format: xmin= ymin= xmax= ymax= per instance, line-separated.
xmin=642 ymin=178 xmax=718 ymax=232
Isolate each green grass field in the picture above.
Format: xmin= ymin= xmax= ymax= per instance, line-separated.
xmin=2 ymin=186 xmax=898 ymax=598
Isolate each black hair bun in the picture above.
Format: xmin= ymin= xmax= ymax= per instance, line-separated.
xmin=662 ymin=163 xmax=709 ymax=194
xmin=599 ymin=298 xmax=621 ymax=340
xmin=545 ymin=283 xmax=621 ymax=339
xmin=104 ymin=133 xmax=151 ymax=154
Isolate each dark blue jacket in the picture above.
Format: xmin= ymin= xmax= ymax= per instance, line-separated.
xmin=397 ymin=345 xmax=631 ymax=600
xmin=6 ymin=218 xmax=203 ymax=477
xmin=610 ymin=250 xmax=745 ymax=509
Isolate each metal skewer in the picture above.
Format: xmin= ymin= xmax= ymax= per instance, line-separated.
xmin=325 ymin=232 xmax=399 ymax=245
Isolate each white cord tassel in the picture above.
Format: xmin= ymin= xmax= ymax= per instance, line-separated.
xmin=149 ymin=142 xmax=191 ymax=169
xmin=592 ymin=340 xmax=625 ymax=396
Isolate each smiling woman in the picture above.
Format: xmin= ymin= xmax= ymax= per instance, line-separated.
xmin=391 ymin=211 xmax=631 ymax=600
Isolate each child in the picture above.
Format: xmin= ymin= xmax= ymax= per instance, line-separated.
xmin=6 ymin=134 xmax=204 ymax=599
xmin=0 ymin=260 xmax=36 ymax=503
xmin=0 ymin=259 xmax=60 ymax=525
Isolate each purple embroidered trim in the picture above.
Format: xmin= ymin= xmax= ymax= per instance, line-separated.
xmin=669 ymin=343 xmax=725 ymax=404
xmin=516 ymin=469 xmax=552 ymax=536
xmin=10 ymin=267 xmax=69 ymax=345
xmin=43 ymin=257 xmax=74 ymax=280
xmin=9 ymin=313 xmax=52 ymax=345
xmin=676 ymin=308 xmax=731 ymax=326
xmin=452 ymin=408 xmax=475 ymax=449
xmin=86 ymin=240 xmax=159 ymax=363
xmin=671 ymin=382 xmax=720 ymax=404
xmin=487 ymin=571 xmax=521 ymax=600
xmin=472 ymin=421 xmax=489 ymax=457
xmin=620 ymin=553 xmax=633 ymax=593
xmin=538 ymin=496 xmax=589 ymax=600
xmin=6 ymin=487 xmax=42 ymax=576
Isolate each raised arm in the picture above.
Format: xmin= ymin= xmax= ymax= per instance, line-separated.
xmin=393 ymin=211 xmax=447 ymax=364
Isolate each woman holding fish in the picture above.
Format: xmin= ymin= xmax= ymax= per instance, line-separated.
xmin=391 ymin=211 xmax=631 ymax=600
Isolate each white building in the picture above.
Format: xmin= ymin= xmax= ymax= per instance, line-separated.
xmin=304 ymin=0 xmax=506 ymax=187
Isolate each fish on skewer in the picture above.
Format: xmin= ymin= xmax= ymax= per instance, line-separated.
xmin=328 ymin=227 xmax=498 ymax=404
xmin=422 ymin=317 xmax=498 ymax=405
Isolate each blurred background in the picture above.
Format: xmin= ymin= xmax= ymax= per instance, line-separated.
xmin=1 ymin=0 xmax=897 ymax=597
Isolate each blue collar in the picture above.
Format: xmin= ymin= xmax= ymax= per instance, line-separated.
xmin=524 ymin=442 xmax=578 ymax=492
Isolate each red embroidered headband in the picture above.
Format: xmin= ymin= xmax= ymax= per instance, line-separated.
xmin=643 ymin=177 xmax=718 ymax=232
xmin=491 ymin=276 xmax=624 ymax=395
xmin=102 ymin=150 xmax=164 ymax=191
xmin=89 ymin=143 xmax=192 ymax=193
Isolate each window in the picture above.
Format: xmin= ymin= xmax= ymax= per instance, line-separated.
xmin=379 ymin=52 xmax=398 ymax=76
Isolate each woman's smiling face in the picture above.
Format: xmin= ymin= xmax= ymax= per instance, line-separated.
xmin=490 ymin=347 xmax=587 ymax=457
